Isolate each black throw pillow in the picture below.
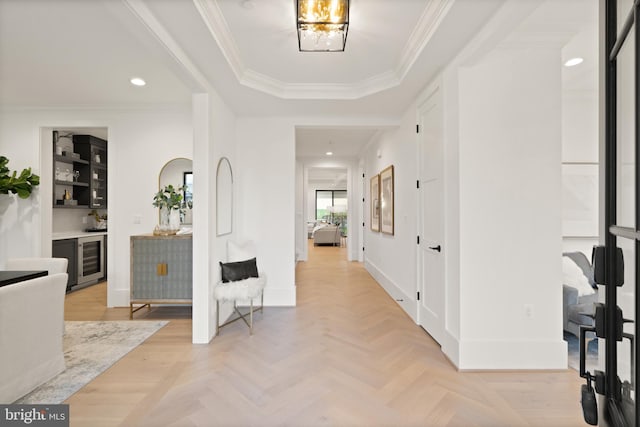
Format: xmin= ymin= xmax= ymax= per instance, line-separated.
xmin=219 ymin=258 xmax=259 ymax=283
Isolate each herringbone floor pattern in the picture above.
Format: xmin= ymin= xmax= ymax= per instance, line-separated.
xmin=64 ymin=242 xmax=585 ymax=427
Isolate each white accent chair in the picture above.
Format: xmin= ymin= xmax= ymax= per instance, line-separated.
xmin=214 ymin=241 xmax=266 ymax=335
xmin=6 ymin=257 xmax=68 ymax=275
xmin=0 ymin=273 xmax=68 ymax=403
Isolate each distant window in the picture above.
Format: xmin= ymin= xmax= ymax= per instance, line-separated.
xmin=315 ymin=190 xmax=347 ymax=223
xmin=183 ymin=172 xmax=193 ymax=203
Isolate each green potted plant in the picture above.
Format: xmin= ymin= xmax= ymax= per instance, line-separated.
xmin=0 ymin=156 xmax=40 ymax=198
xmin=152 ymin=185 xmax=184 ymax=234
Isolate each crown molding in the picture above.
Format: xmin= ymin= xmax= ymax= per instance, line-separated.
xmin=396 ymin=0 xmax=455 ymax=80
xmin=192 ymin=0 xmax=246 ymax=83
xmin=123 ymin=0 xmax=211 ymax=92
xmin=0 ymin=103 xmax=191 ymax=112
xmin=194 ymin=0 xmax=450 ymax=100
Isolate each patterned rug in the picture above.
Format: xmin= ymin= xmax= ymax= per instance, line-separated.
xmin=15 ymin=320 xmax=168 ymax=404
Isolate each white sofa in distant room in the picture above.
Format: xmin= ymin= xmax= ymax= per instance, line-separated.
xmin=0 ymin=272 xmax=67 ymax=403
xmin=313 ymin=225 xmax=341 ymax=246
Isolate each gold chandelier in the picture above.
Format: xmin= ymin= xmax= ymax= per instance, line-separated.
xmin=297 ymin=0 xmax=349 ymax=52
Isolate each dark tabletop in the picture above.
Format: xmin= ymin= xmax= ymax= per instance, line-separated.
xmin=0 ymin=270 xmax=48 ymax=288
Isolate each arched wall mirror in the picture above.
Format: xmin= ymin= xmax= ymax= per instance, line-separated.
xmin=216 ymin=157 xmax=233 ymax=236
xmin=159 ymin=157 xmax=193 ymax=225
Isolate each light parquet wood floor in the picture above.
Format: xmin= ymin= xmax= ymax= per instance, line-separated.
xmin=63 ymin=242 xmax=586 ymax=427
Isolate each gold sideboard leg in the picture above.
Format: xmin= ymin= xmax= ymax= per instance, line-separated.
xmin=130 ymin=303 xmax=150 ymax=319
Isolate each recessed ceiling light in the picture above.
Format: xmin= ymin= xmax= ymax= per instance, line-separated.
xmin=564 ymin=57 xmax=584 ymax=67
xmin=326 ymin=151 xmax=333 ymax=156
xmin=130 ymin=77 xmax=146 ymax=86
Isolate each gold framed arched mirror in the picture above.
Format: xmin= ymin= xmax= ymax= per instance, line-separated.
xmin=159 ymin=157 xmax=193 ymax=225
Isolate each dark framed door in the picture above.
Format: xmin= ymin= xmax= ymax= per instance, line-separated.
xmin=601 ymin=0 xmax=640 ymax=425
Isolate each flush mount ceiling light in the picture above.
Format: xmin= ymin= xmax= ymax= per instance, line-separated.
xmin=564 ymin=57 xmax=584 ymax=67
xmin=130 ymin=77 xmax=146 ymax=86
xmin=297 ymin=0 xmax=349 ymax=52
xmin=326 ymin=151 xmax=333 ymax=156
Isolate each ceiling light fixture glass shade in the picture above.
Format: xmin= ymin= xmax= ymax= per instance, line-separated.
xmin=297 ymin=0 xmax=349 ymax=52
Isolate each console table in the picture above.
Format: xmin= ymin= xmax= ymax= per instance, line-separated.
xmin=0 ymin=270 xmax=48 ymax=288
xmin=130 ymin=234 xmax=192 ymax=319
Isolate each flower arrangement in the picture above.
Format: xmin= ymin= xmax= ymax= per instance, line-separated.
xmin=152 ymin=185 xmax=184 ymax=212
xmin=152 ymin=185 xmax=187 ymax=235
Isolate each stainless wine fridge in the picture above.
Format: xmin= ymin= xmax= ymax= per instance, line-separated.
xmin=77 ymin=235 xmax=105 ymax=285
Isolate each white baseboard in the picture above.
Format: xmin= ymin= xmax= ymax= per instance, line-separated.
xmin=441 ymin=331 xmax=460 ymax=368
xmin=365 ymin=258 xmax=417 ymax=322
xmin=264 ymin=286 xmax=296 ymax=306
xmin=458 ymin=339 xmax=568 ymax=370
xmin=108 ymin=288 xmax=130 ymax=308
xmin=108 ymin=286 xmax=296 ymax=308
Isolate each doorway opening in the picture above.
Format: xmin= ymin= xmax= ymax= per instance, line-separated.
xmin=40 ymin=126 xmax=109 ymax=294
xmin=294 ymin=126 xmax=379 ymax=265
xmin=309 ymin=171 xmax=348 ymax=250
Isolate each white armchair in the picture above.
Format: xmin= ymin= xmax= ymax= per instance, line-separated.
xmin=0 ymin=273 xmax=67 ymax=403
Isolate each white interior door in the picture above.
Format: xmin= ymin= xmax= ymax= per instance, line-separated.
xmin=417 ymin=88 xmax=445 ymax=344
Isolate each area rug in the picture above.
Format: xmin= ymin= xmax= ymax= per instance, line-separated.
xmin=15 ymin=320 xmax=168 ymax=404
xmin=565 ymin=331 xmax=598 ymax=371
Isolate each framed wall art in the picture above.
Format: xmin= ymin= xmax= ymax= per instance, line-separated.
xmin=380 ymin=165 xmax=394 ymax=235
xmin=370 ymin=174 xmax=380 ymax=232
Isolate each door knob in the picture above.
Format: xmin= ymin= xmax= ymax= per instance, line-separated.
xmin=429 ymin=245 xmax=441 ymax=252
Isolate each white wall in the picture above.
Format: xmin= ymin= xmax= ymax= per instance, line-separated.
xmin=561 ymin=93 xmax=599 ymax=258
xmin=236 ymin=118 xmax=296 ymax=306
xmin=192 ymin=91 xmax=238 ymax=343
xmin=295 ymin=160 xmax=304 ymax=261
xmin=363 ymin=107 xmax=419 ymax=321
xmin=456 ymin=47 xmax=565 ymax=369
xmin=560 ymin=27 xmax=599 ymax=258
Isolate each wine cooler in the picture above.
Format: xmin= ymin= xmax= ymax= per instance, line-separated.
xmin=77 ymin=235 xmax=105 ymax=285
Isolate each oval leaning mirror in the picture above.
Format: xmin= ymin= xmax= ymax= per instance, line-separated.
xmin=216 ymin=157 xmax=233 ymax=236
xmin=159 ymin=157 xmax=193 ymax=225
